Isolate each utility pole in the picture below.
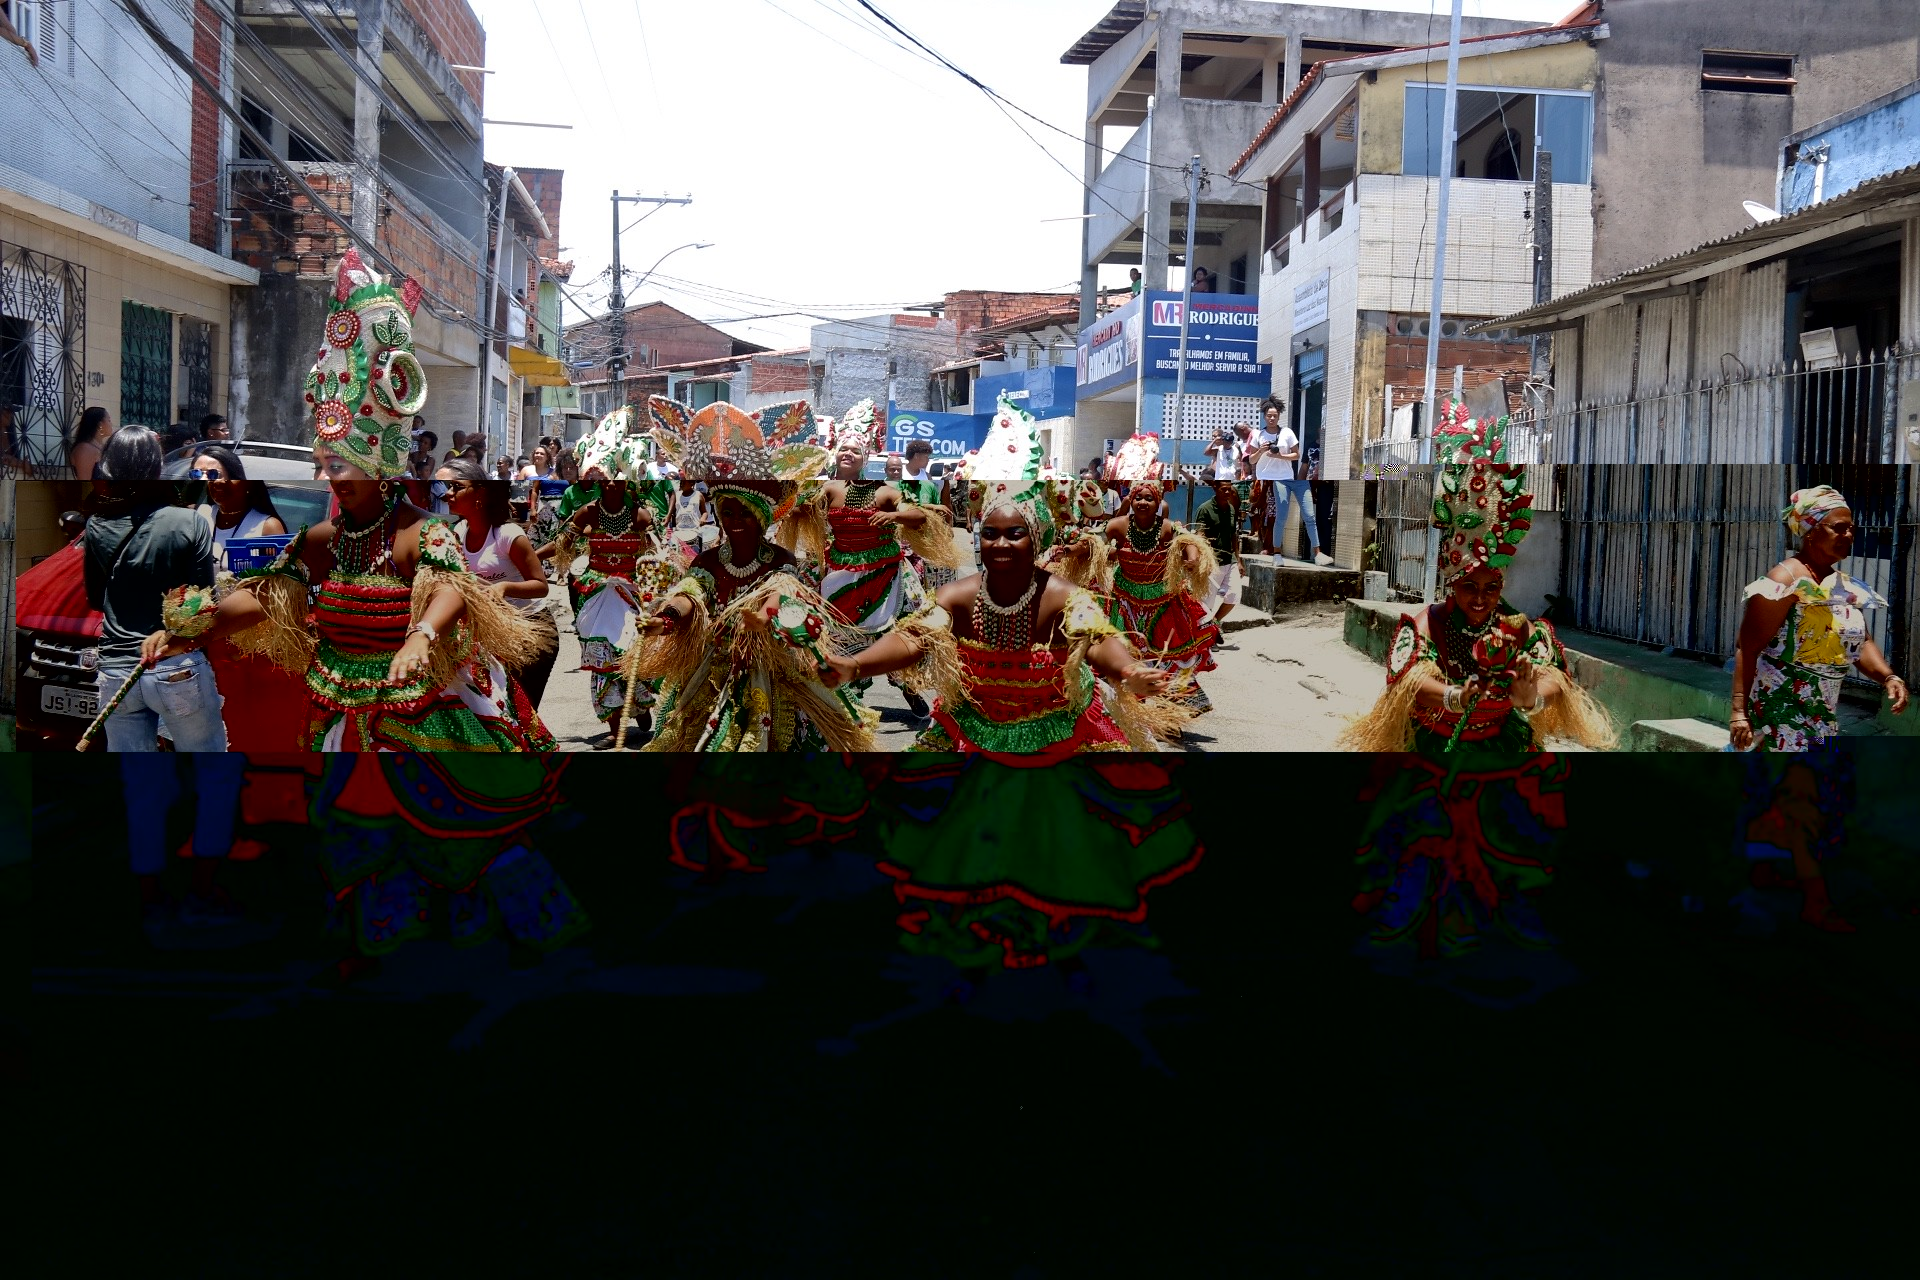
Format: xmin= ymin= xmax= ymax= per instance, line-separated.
xmin=351 ymin=0 xmax=385 ymax=240
xmin=1419 ymin=0 xmax=1465 ymax=607
xmin=606 ymin=191 xmax=692 ymax=412
xmin=1169 ymin=154 xmax=1201 ymax=523
xmin=1529 ymin=149 xmax=1554 ymax=408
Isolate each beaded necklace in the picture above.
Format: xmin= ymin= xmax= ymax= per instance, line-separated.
xmin=332 ymin=488 xmax=401 ymax=577
xmin=597 ymin=491 xmax=634 ymax=538
xmin=844 ymin=480 xmax=884 ymax=511
xmin=1442 ymin=602 xmax=1495 ymax=675
xmin=973 ymin=571 xmax=1039 ymax=650
xmin=718 ymin=539 xmax=774 ymax=578
xmin=1127 ymin=515 xmax=1162 ymax=554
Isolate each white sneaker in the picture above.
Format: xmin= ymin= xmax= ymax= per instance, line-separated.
xmin=1314 ymin=552 xmax=1334 ymax=566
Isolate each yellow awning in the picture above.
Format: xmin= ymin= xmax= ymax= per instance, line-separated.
xmin=508 ymin=345 xmax=572 ymax=388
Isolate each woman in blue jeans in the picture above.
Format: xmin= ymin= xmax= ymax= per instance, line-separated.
xmin=1250 ymin=401 xmax=1332 ymax=565
xmin=124 ymin=754 xmax=246 ymax=924
xmin=81 ymin=427 xmax=229 ymax=751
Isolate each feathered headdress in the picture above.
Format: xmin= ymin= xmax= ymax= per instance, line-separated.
xmin=575 ymin=408 xmax=659 ymax=483
xmin=648 ymin=396 xmax=823 ymax=528
xmin=1431 ymin=400 xmax=1532 ymax=584
xmin=304 ymin=250 xmax=427 ymax=479
xmin=961 ymin=394 xmax=1058 ymax=551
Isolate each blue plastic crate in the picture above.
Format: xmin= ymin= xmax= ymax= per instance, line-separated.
xmin=224 ymin=536 xmax=294 ymax=573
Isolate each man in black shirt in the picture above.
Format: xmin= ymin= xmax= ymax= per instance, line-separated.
xmin=1192 ymin=478 xmax=1244 ymax=640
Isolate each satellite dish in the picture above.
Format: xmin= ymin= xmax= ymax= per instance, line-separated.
xmin=1743 ymin=200 xmax=1781 ymax=223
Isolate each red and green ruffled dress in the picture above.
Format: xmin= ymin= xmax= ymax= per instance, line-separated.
xmin=1108 ymin=522 xmax=1218 ymax=713
xmin=876 ymin=757 xmax=1203 ymax=970
xmin=312 ymin=753 xmax=587 ymax=956
xmin=912 ymin=588 xmax=1140 ymax=760
xmin=664 ymin=755 xmax=886 ymax=875
xmin=243 ymin=518 xmax=552 ymax=751
xmin=1350 ymin=605 xmax=1585 ymax=956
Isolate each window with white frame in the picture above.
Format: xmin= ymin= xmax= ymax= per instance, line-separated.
xmin=1402 ymin=85 xmax=1593 ymax=184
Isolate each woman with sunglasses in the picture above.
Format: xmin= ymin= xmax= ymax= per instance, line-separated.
xmin=181 ymin=444 xmax=306 ymax=750
xmin=437 ymin=460 xmax=560 ymax=710
xmin=191 ymin=444 xmax=286 ymax=571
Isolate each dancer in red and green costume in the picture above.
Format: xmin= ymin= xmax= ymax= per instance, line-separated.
xmin=789 ymin=399 xmax=955 ymax=717
xmin=1339 ymin=404 xmax=1614 ymax=958
xmin=661 ymin=754 xmax=888 ymax=885
xmin=871 ymin=758 xmax=1203 ymax=990
xmin=311 ymin=753 xmax=586 ymax=974
xmin=158 ymin=250 xmax=551 ymax=751
xmin=829 ymin=396 xmax=1184 ymax=758
xmin=634 ymin=396 xmax=874 ymax=753
xmin=1102 ymin=434 xmax=1220 ymax=714
xmin=538 ymin=409 xmax=680 ymax=742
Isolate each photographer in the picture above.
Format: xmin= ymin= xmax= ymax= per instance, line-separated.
xmin=1204 ymin=422 xmax=1249 ymax=484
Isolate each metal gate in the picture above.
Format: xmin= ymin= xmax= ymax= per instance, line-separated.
xmin=179 ymin=317 xmax=213 ymax=425
xmin=1560 ymin=464 xmax=1915 ymax=681
xmin=121 ymin=300 xmax=173 ymax=428
xmin=0 ymin=240 xmax=87 ymax=474
xmin=1374 ymin=464 xmax=1436 ymax=598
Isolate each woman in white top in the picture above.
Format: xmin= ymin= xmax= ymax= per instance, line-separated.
xmin=193 ymin=444 xmax=286 ymax=569
xmin=518 ymin=443 xmax=555 ymax=484
xmin=438 ymin=460 xmax=561 ymax=709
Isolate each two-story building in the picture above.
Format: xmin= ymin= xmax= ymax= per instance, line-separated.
xmin=1 ymin=0 xmax=260 ymax=473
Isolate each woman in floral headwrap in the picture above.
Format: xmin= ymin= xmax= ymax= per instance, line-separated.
xmin=831 ymin=396 xmax=1183 ymax=758
xmin=157 ymin=251 xmax=551 ymax=751
xmin=635 ymin=397 xmax=874 ymax=753
xmin=1728 ymin=486 xmax=1907 ymax=931
xmin=1729 ymin=485 xmax=1907 ymax=753
xmin=1339 ymin=404 xmax=1614 ymax=960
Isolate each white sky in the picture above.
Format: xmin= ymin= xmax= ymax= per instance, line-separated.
xmin=468 ymin=0 xmax=1573 ymax=348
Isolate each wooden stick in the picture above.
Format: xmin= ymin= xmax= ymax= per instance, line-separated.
xmin=75 ymin=662 xmax=147 ymax=751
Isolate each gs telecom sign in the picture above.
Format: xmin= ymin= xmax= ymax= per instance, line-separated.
xmin=887 ymin=409 xmax=983 ymax=459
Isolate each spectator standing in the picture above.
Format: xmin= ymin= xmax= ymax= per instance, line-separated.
xmin=191 ymin=444 xmax=286 ymax=568
xmin=198 ymin=413 xmax=231 ymax=443
xmin=1251 ymin=404 xmax=1331 ymax=565
xmin=1194 ymin=478 xmax=1244 ymax=640
xmin=68 ymin=406 xmax=113 ymax=479
xmin=82 ymin=427 xmax=227 ymax=751
xmin=670 ymin=473 xmax=712 ymax=552
xmin=1191 ymin=266 xmax=1214 ymax=293
xmin=1129 ymin=267 xmax=1142 ymax=297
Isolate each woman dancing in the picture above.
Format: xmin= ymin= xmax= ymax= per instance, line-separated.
xmin=635 ymin=396 xmax=873 ymax=753
xmin=156 ymin=250 xmax=550 ymax=751
xmin=1340 ymin=405 xmax=1615 ymax=959
xmin=829 ymin=396 xmax=1181 ymax=757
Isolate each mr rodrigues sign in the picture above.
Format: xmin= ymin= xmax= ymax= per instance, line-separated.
xmin=1076 ymin=291 xmax=1269 ymax=398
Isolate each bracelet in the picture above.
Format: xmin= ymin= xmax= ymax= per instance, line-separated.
xmin=1443 ymin=684 xmax=1464 ymax=714
xmin=1529 ymin=686 xmax=1547 ymax=713
xmin=406 ymin=622 xmax=437 ymax=644
xmin=851 ymin=657 xmax=863 ymax=681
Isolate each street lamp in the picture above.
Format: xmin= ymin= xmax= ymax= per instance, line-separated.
xmin=608 ymin=242 xmax=713 ymax=407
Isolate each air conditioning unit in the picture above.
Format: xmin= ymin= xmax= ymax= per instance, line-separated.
xmin=1799 ymin=325 xmax=1860 ymax=370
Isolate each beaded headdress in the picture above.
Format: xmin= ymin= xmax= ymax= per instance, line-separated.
xmin=648 ymin=395 xmax=823 ymax=528
xmin=575 ymin=408 xmax=658 ymax=483
xmin=1781 ymin=485 xmax=1850 ymax=540
xmin=305 ymin=249 xmax=427 ymax=479
xmin=962 ymin=393 xmax=1057 ymax=552
xmin=832 ymin=399 xmax=883 ymax=460
xmin=1431 ymin=400 xmax=1532 ymax=584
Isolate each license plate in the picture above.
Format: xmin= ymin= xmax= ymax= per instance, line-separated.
xmin=41 ymin=686 xmax=99 ymax=719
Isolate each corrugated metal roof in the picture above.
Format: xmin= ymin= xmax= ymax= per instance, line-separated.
xmin=1060 ymin=1 xmax=1148 ymax=66
xmin=1474 ymin=160 xmax=1920 ymax=332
